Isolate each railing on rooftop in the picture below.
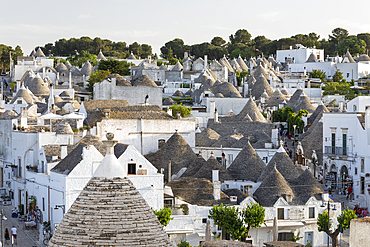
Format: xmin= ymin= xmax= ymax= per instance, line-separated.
xmin=324 ymin=146 xmax=348 ymax=156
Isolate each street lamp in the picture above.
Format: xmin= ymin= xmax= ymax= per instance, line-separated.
xmin=54 ymin=205 xmax=65 ymax=215
xmin=293 ymin=125 xmax=297 ymax=164
xmin=321 ymin=201 xmax=337 ymax=247
xmin=0 ymin=209 xmax=7 ymax=247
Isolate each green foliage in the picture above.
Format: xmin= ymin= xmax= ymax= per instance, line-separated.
xmin=323 ymin=81 xmax=355 ymax=99
xmin=230 ymin=29 xmax=252 ymax=45
xmin=153 ymin=207 xmax=173 ymax=227
xmin=98 ymin=59 xmax=131 ymax=76
xmin=211 ymin=36 xmax=226 ymax=46
xmin=87 ymin=69 xmax=111 ymax=92
xmin=309 ymin=69 xmax=327 ymax=82
xmin=169 ymin=103 xmax=192 ymax=117
xmin=332 ymin=69 xmax=343 ymax=82
xmin=336 ymin=36 xmax=366 ymax=56
xmin=305 ymin=242 xmax=313 ymax=247
xmin=290 ymin=231 xmax=302 ymax=242
xmin=180 ymin=204 xmax=189 ymax=215
xmin=208 ymin=203 xmax=265 ymax=241
xmin=160 ymin=39 xmax=187 ymax=59
xmin=272 ymin=107 xmax=307 ymax=134
xmin=236 ymin=71 xmax=249 ymax=86
xmin=0 ymin=44 xmax=23 ymax=71
xmin=317 ymin=207 xmax=356 ymax=247
xmin=50 ymin=57 xmax=67 ymax=67
xmin=177 ymin=239 xmax=190 ymax=247
xmin=67 ymin=50 xmax=98 ymax=67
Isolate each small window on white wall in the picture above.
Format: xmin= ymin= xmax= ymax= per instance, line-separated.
xmin=353 ymin=105 xmax=357 ymax=112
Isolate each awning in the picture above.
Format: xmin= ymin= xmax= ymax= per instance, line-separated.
xmin=264 ymin=220 xmax=304 ymax=227
xmin=165 ymin=229 xmax=193 ymax=234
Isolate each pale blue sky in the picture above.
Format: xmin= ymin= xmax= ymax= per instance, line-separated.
xmin=2 ymin=0 xmax=370 ymax=56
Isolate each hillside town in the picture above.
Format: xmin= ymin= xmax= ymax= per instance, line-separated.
xmin=0 ymin=27 xmax=370 ymax=247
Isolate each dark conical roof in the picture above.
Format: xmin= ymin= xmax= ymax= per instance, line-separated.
xmin=227 ymin=140 xmax=265 ymax=181
xmin=237 ymin=98 xmax=267 ymax=123
xmin=132 ymin=75 xmax=157 ymax=87
xmin=163 ymin=97 xmax=175 ymax=106
xmin=194 ymin=155 xmax=233 ymax=182
xmin=343 ymin=50 xmax=355 ymax=63
xmin=172 ymin=90 xmax=185 ymax=97
xmin=181 ymin=154 xmax=207 ymax=177
xmin=48 ymin=177 xmax=173 ymax=246
xmin=211 ymin=81 xmax=242 ymax=98
xmin=10 ymin=84 xmax=33 ymax=104
xmin=280 ymin=87 xmax=291 ymax=96
xmin=293 ymin=92 xmax=316 ymax=113
xmin=286 ymin=88 xmax=304 ymax=108
xmin=65 ymin=60 xmax=72 ymax=69
xmin=127 ymin=52 xmax=137 ymax=59
xmin=257 ymin=146 xmax=300 ymax=181
xmin=145 ymin=132 xmax=197 ymax=181
xmin=307 ymin=102 xmax=328 ymax=127
xmin=81 ymin=61 xmax=93 ymax=76
xmin=55 ymin=123 xmax=73 ymax=135
xmin=195 ymin=128 xmax=220 ymax=147
xmin=265 ymin=88 xmax=288 ymax=107
xmin=290 ymin=169 xmax=324 ymax=204
xmin=253 ymin=65 xmax=269 ymax=80
xmin=55 ymin=63 xmax=68 ymax=73
xmin=172 ymin=61 xmax=183 ymax=71
xmin=35 ymin=48 xmax=45 ymax=57
xmin=237 ymin=56 xmax=249 ymax=71
xmin=28 ymin=74 xmax=50 ymax=96
xmin=358 ymin=54 xmax=370 ymax=62
xmin=254 ymin=166 xmax=294 ymax=206
xmin=250 ymin=74 xmax=273 ymax=100
xmin=306 ymin=53 xmax=316 ymax=63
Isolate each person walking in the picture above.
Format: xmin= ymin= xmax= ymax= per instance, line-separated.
xmin=347 ymin=186 xmax=353 ymax=200
xmin=4 ymin=228 xmax=9 ymax=245
xmin=11 ymin=226 xmax=17 ymax=245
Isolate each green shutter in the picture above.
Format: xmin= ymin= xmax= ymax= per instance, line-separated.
xmin=332 ymin=133 xmax=335 ymax=154
xmin=343 ymin=134 xmax=347 ymax=155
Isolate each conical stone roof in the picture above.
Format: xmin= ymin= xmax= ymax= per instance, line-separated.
xmin=230 ymin=59 xmax=243 ymax=72
xmin=181 ymin=154 xmax=208 ymax=177
xmin=55 ymin=123 xmax=73 ymax=134
xmin=253 ymin=65 xmax=269 ymax=80
xmin=280 ymin=87 xmax=291 ymax=96
xmin=97 ymin=50 xmax=106 ymax=60
xmin=195 ymin=128 xmax=220 ymax=147
xmin=254 ymin=166 xmax=294 ymax=206
xmin=306 ymin=53 xmax=316 ymax=63
xmin=172 ymin=61 xmax=183 ymax=71
xmin=227 ymin=140 xmax=265 ymax=181
xmin=28 ymin=74 xmax=50 ymax=96
xmin=55 ymin=63 xmax=68 ymax=73
xmin=172 ymin=90 xmax=184 ymax=97
xmin=35 ymin=48 xmax=46 ymax=57
xmin=265 ymin=88 xmax=287 ymax=107
xmin=163 ymin=97 xmax=175 ymax=106
xmin=81 ymin=61 xmax=93 ymax=76
xmin=145 ymin=131 xmax=197 ymax=182
xmin=237 ymin=56 xmax=249 ymax=71
xmin=127 ymin=52 xmax=136 ymax=59
xmin=10 ymin=84 xmax=33 ymax=104
xmin=132 ymin=75 xmax=157 ymax=87
xmin=250 ymin=74 xmax=273 ymax=100
xmin=307 ymin=102 xmax=328 ymax=128
xmin=65 ymin=60 xmax=72 ymax=69
xmin=290 ymin=169 xmax=324 ymax=204
xmin=257 ymin=146 xmax=300 ymax=181
xmin=286 ymin=88 xmax=304 ymax=108
xmin=48 ymin=177 xmax=173 ymax=246
xmin=237 ymin=97 xmax=267 ymax=123
xmin=358 ymin=54 xmax=370 ymax=62
xmin=293 ymin=92 xmax=316 ymax=113
xmin=194 ymin=155 xmax=233 ymax=182
xmin=343 ymin=50 xmax=355 ymax=63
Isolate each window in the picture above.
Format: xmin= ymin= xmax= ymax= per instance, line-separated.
xmin=342 ymin=134 xmax=347 ymax=155
xmin=316 ymin=55 xmax=320 ymax=59
xmin=347 ymin=73 xmax=350 ymax=78
xmin=128 ymin=163 xmax=136 ymax=175
xmin=202 ymin=218 xmax=207 ymax=224
xmin=309 ymin=207 xmax=315 ymax=218
xmin=361 ymin=158 xmax=365 ymax=173
xmin=228 ymin=154 xmax=233 ymax=166
xmin=158 ymin=139 xmax=165 ymax=149
xmin=278 ymin=208 xmax=285 ymax=220
xmin=355 ymin=167 xmax=358 ymax=175
xmin=17 ymin=100 xmax=22 ymax=104
xmin=331 ymin=133 xmax=335 ymax=154
xmin=361 ymin=177 xmax=365 ymax=194
xmin=278 ymin=232 xmax=293 ymax=241
xmin=18 ymin=158 xmax=21 ymax=177
xmin=353 ymin=105 xmax=357 ymax=112
xmin=164 ymin=199 xmax=172 ymax=205
xmin=42 ymin=197 xmax=45 ymax=211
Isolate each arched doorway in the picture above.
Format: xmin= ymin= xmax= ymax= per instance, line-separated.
xmin=329 ymin=164 xmax=337 ymax=191
xmin=340 ymin=165 xmax=349 ymax=194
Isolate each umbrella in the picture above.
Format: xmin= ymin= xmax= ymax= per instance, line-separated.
xmin=273 ymin=217 xmax=278 ymax=241
xmin=205 ymin=220 xmax=211 ymax=241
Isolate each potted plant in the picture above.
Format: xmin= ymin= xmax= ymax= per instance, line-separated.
xmin=179 ymin=204 xmax=189 ymax=215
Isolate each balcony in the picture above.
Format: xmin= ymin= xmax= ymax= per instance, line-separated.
xmin=324 ymin=146 xmax=348 ymax=156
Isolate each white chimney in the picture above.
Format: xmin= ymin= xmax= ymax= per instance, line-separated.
xmin=209 ymin=101 xmax=216 ymax=115
xmin=303 ymin=67 xmax=307 ymax=76
xmin=212 ymin=170 xmax=219 ymax=184
xmin=16 ymin=81 xmax=20 ymax=92
xmin=214 ymin=108 xmax=219 ymax=123
xmin=204 ymin=55 xmax=208 ymax=71
xmin=42 ymin=67 xmax=45 ymax=79
xmin=213 ymin=181 xmax=221 ymax=200
xmin=168 ymin=160 xmax=172 ymax=182
xmin=69 ymin=71 xmax=72 ymax=88
xmin=61 ymin=145 xmax=68 ymax=159
xmin=167 ymin=108 xmax=172 ymax=116
xmin=20 ymin=107 xmax=27 ymax=128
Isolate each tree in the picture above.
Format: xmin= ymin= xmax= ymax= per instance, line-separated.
xmin=128 ymin=42 xmax=142 ymax=57
xmin=211 ymin=36 xmax=226 ymax=46
xmin=309 ymin=69 xmax=326 ymax=82
xmin=229 ymin=29 xmax=252 ymax=45
xmin=98 ymin=59 xmax=131 ymax=76
xmin=357 ymin=33 xmax=370 ymax=51
xmin=153 ymin=207 xmax=173 ymax=227
xmin=87 ymin=69 xmax=111 ymax=92
xmin=253 ymin=35 xmax=271 ymax=54
xmin=160 ymin=38 xmax=186 ymax=59
xmin=169 ymin=103 xmax=192 ymax=117
xmin=67 ymin=50 xmax=98 ymax=67
xmin=329 ymin=28 xmax=349 ymax=45
xmin=336 ymin=36 xmax=366 ymax=56
xmin=317 ymin=207 xmax=356 ymax=247
xmin=323 ymin=81 xmax=355 ymax=100
xmin=208 ymin=203 xmax=265 ymax=241
xmin=332 ymin=69 xmax=343 ymax=82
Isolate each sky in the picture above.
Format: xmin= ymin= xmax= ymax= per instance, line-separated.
xmin=1 ymin=0 xmax=370 ymax=56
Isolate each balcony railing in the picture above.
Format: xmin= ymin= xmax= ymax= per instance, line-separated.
xmin=324 ymin=146 xmax=348 ymax=156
